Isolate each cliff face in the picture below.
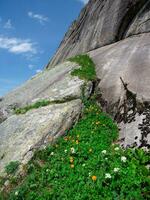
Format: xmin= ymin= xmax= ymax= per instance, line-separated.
xmin=47 ymin=0 xmax=150 ymax=149
xmin=1 ymin=0 xmax=150 ymax=176
xmin=48 ymin=0 xmax=149 ymax=67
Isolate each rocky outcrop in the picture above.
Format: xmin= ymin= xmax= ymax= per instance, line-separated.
xmin=0 ymin=61 xmax=92 ymax=120
xmin=0 ymin=100 xmax=81 ymax=175
xmin=89 ymin=33 xmax=150 ymax=149
xmin=48 ymin=0 xmax=149 ymax=67
xmin=0 ymin=61 xmax=92 ymax=175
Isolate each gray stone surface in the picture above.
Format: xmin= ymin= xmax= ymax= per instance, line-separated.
xmin=125 ymin=1 xmax=150 ymax=38
xmin=0 ymin=100 xmax=82 ymax=175
xmin=0 ymin=61 xmax=92 ymax=175
xmin=89 ymin=33 xmax=150 ymax=148
xmin=0 ymin=61 xmax=92 ymax=120
xmin=48 ymin=0 xmax=148 ymax=67
xmin=89 ymin=33 xmax=150 ymax=105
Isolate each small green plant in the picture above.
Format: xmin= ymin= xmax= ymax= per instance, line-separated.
xmin=5 ymin=161 xmax=20 ymax=175
xmin=69 ymin=54 xmax=96 ymax=81
xmin=14 ymin=100 xmax=51 ymax=114
xmin=14 ymin=98 xmax=78 ymax=115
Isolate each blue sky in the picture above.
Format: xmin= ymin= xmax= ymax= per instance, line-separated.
xmin=0 ymin=0 xmax=88 ymax=97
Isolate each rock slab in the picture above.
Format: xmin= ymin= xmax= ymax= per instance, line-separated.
xmin=89 ymin=33 xmax=150 ymax=149
xmin=0 ymin=61 xmax=92 ymax=175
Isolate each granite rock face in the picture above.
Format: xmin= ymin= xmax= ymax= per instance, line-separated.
xmin=89 ymin=33 xmax=150 ymax=149
xmin=0 ymin=61 xmax=92 ymax=120
xmin=48 ymin=0 xmax=149 ymax=67
xmin=125 ymin=1 xmax=150 ymax=38
xmin=0 ymin=100 xmax=82 ymax=175
xmin=0 ymin=61 xmax=92 ymax=175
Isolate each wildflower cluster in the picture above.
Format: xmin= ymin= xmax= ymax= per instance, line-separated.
xmin=1 ymin=100 xmax=150 ymax=200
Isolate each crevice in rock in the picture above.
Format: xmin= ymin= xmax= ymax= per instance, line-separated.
xmin=117 ymin=0 xmax=148 ymax=41
xmin=115 ymin=77 xmax=137 ymax=124
xmin=97 ymin=77 xmax=150 ymax=149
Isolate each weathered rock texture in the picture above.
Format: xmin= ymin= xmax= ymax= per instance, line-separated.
xmin=0 ymin=61 xmax=92 ymax=120
xmin=0 ymin=61 xmax=92 ymax=175
xmin=89 ymin=33 xmax=150 ymax=149
xmin=48 ymin=0 xmax=149 ymax=67
xmin=0 ymin=100 xmax=81 ymax=175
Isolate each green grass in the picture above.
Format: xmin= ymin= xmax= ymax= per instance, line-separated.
xmin=14 ymin=100 xmax=51 ymax=114
xmin=14 ymin=98 xmax=77 ymax=115
xmin=69 ymin=54 xmax=96 ymax=81
xmin=1 ymin=99 xmax=150 ymax=200
xmin=5 ymin=161 xmax=20 ymax=175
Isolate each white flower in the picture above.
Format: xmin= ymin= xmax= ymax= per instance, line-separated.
xmin=89 ymin=172 xmax=91 ymax=177
xmin=82 ymin=164 xmax=85 ymax=167
xmin=70 ymin=147 xmax=75 ymax=154
xmin=114 ymin=168 xmax=120 ymax=173
xmin=46 ymin=169 xmax=49 ymax=172
xmin=105 ymin=158 xmax=108 ymax=160
xmin=15 ymin=191 xmax=19 ymax=196
xmin=114 ymin=147 xmax=120 ymax=151
xmin=101 ymin=150 xmax=107 ymax=154
xmin=64 ymin=149 xmax=67 ymax=153
xmin=105 ymin=173 xmax=111 ymax=179
xmin=50 ymin=152 xmax=54 ymax=156
xmin=121 ymin=156 xmax=127 ymax=162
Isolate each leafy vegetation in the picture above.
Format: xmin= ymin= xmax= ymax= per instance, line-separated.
xmin=0 ymin=55 xmax=149 ymax=199
xmin=69 ymin=54 xmax=96 ymax=81
xmin=14 ymin=98 xmax=77 ymax=115
xmin=5 ymin=161 xmax=20 ymax=175
xmin=1 ymin=98 xmax=150 ymax=200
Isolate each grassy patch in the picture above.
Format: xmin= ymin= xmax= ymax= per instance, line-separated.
xmin=69 ymin=54 xmax=96 ymax=81
xmin=14 ymin=98 xmax=77 ymax=115
xmin=14 ymin=100 xmax=51 ymax=114
xmin=1 ymin=99 xmax=150 ymax=200
xmin=5 ymin=161 xmax=20 ymax=175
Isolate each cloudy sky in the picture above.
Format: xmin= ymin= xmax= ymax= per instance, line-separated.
xmin=0 ymin=0 xmax=88 ymax=96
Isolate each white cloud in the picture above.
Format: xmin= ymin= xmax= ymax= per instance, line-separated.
xmin=28 ymin=11 xmax=48 ymax=25
xmin=0 ymin=36 xmax=37 ymax=55
xmin=77 ymin=0 xmax=89 ymax=4
xmin=36 ymin=69 xmax=42 ymax=74
xmin=4 ymin=19 xmax=13 ymax=29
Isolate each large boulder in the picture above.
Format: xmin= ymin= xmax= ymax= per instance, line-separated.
xmin=48 ymin=0 xmax=149 ymax=67
xmin=0 ymin=61 xmax=92 ymax=175
xmin=0 ymin=100 xmax=81 ymax=175
xmin=0 ymin=61 xmax=92 ymax=120
xmin=89 ymin=33 xmax=150 ymax=149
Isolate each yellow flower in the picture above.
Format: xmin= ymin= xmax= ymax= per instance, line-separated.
xmin=76 ymin=140 xmax=79 ymax=144
xmin=77 ymin=135 xmax=80 ymax=138
xmin=70 ymin=164 xmax=74 ymax=168
xmin=70 ymin=157 xmax=74 ymax=163
xmin=64 ymin=137 xmax=68 ymax=141
xmin=91 ymin=176 xmax=97 ymax=181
